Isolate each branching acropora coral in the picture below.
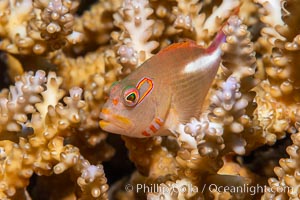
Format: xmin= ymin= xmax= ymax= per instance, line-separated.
xmin=112 ymin=0 xmax=159 ymax=73
xmin=0 ymin=0 xmax=300 ymax=199
xmin=0 ymin=0 xmax=83 ymax=55
xmin=0 ymin=71 xmax=109 ymax=199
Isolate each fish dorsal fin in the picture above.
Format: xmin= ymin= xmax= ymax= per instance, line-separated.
xmin=158 ymin=40 xmax=200 ymax=55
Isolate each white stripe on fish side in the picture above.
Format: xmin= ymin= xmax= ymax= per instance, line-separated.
xmin=183 ymin=47 xmax=221 ymax=73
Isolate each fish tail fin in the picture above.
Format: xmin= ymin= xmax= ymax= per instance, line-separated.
xmin=206 ymin=5 xmax=241 ymax=54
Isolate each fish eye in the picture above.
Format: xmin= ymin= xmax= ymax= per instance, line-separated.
xmin=123 ymin=86 xmax=139 ymax=107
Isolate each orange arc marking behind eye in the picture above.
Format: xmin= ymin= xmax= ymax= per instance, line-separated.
xmin=136 ymin=77 xmax=153 ymax=104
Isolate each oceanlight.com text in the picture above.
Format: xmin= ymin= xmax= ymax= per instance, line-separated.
xmin=124 ymin=183 xmax=293 ymax=196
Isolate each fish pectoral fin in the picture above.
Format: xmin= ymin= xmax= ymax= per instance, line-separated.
xmin=156 ymin=128 xmax=172 ymax=136
xmin=164 ymin=106 xmax=180 ymax=133
xmin=172 ymin=92 xmax=203 ymax=124
xmin=172 ymin=71 xmax=217 ymax=124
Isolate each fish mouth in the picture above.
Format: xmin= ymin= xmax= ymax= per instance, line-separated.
xmin=99 ymin=120 xmax=126 ymax=135
xmin=99 ymin=110 xmax=133 ymax=135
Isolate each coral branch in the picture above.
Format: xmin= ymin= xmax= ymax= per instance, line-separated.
xmin=0 ymin=71 xmax=109 ymax=199
xmin=256 ymin=0 xmax=300 ymax=141
xmin=112 ymin=0 xmax=159 ymax=72
xmin=0 ymin=0 xmax=83 ymax=55
xmin=262 ymin=129 xmax=300 ymax=199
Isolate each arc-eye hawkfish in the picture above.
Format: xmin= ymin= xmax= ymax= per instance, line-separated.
xmin=99 ymin=26 xmax=228 ymax=138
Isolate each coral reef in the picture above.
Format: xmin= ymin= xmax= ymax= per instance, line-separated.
xmin=0 ymin=0 xmax=299 ymax=199
xmin=0 ymin=0 xmax=83 ymax=55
